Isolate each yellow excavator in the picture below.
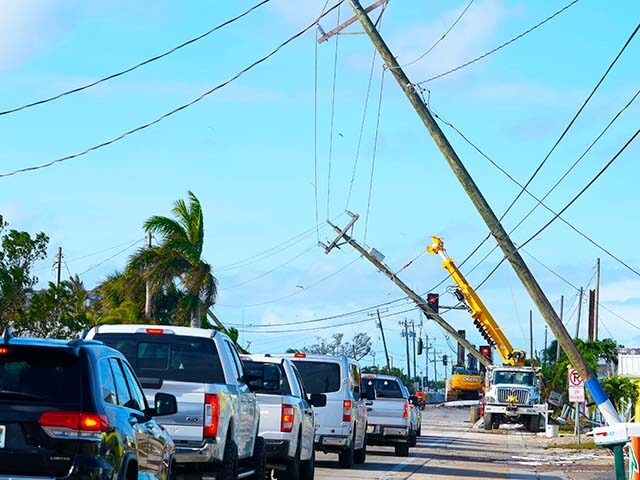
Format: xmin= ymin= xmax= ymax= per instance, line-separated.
xmin=427 ymin=236 xmax=527 ymax=402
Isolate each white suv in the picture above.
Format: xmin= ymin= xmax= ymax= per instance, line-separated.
xmin=284 ymin=354 xmax=367 ymax=468
xmin=243 ymin=355 xmax=325 ymax=479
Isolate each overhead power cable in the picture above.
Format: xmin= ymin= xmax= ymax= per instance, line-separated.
xmin=433 ymin=22 xmax=639 ymax=280
xmin=79 ymin=238 xmax=144 ymax=276
xmin=0 ymin=1 xmax=344 ymax=179
xmin=416 ymin=0 xmax=582 ymax=85
xmin=395 ymin=0 xmax=474 ymax=69
xmin=434 ymin=87 xmax=640 ymax=278
xmin=475 ymin=128 xmax=639 ymax=291
xmin=0 ymin=0 xmax=271 ymax=116
xmin=326 ymin=4 xmax=342 ymax=220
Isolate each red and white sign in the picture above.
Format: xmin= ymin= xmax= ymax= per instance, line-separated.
xmin=568 ymin=368 xmax=584 ymax=387
xmin=568 ymin=368 xmax=585 ymax=403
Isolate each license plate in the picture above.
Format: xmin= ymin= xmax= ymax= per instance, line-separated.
xmin=0 ymin=425 xmax=5 ymax=448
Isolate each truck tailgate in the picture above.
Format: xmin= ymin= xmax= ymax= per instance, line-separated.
xmin=367 ymin=398 xmax=407 ymax=427
xmin=256 ymin=393 xmax=284 ymax=438
xmin=145 ymin=380 xmax=205 ymax=442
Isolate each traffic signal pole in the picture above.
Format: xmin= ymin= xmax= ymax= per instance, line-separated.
xmin=347 ymin=0 xmax=621 ymax=425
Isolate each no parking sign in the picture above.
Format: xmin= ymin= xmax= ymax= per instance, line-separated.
xmin=568 ymin=367 xmax=585 ymax=403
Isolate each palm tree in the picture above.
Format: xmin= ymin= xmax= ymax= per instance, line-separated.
xmin=133 ymin=192 xmax=217 ymax=328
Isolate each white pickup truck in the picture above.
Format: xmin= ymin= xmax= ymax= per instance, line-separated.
xmin=242 ymin=355 xmax=326 ymax=480
xmin=88 ymin=325 xmax=276 ymax=480
xmin=361 ymin=374 xmax=412 ymax=456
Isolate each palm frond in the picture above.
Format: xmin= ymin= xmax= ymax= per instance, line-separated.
xmin=143 ymin=216 xmax=188 ymax=243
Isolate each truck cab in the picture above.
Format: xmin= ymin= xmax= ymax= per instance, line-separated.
xmin=483 ymin=366 xmax=545 ymax=432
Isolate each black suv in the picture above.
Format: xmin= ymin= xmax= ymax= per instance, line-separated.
xmin=0 ymin=329 xmax=178 ymax=479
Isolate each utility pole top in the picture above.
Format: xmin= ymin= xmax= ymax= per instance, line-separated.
xmin=317 ymin=0 xmax=387 ymax=43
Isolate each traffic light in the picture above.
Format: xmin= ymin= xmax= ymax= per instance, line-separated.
xmin=417 ymin=337 xmax=424 ymax=355
xmin=479 ymin=345 xmax=492 ymax=362
xmin=426 ymin=293 xmax=439 ymax=313
xmin=442 ymin=354 xmax=448 ymax=366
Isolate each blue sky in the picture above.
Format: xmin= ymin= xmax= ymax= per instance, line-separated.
xmin=1 ymin=0 xmax=638 ymax=379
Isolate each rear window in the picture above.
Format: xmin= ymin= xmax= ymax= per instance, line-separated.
xmin=243 ymin=361 xmax=291 ymax=395
xmin=0 ymin=347 xmax=81 ymax=407
xmin=363 ymin=378 xmax=406 ymax=399
xmin=94 ymin=333 xmax=225 ymax=384
xmin=293 ymin=360 xmax=341 ymax=394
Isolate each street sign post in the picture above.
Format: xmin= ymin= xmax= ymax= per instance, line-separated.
xmin=568 ymin=367 xmax=585 ymax=446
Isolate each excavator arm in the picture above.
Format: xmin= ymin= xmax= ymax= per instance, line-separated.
xmin=428 ymin=236 xmax=526 ymax=367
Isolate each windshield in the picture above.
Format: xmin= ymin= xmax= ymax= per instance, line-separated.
xmin=362 ymin=378 xmax=406 ymax=399
xmin=0 ymin=347 xmax=82 ymax=407
xmin=493 ymin=370 xmax=534 ymax=386
xmin=243 ymin=360 xmax=291 ymax=395
xmin=452 ymin=367 xmax=479 ymax=376
xmin=94 ymin=333 xmax=226 ymax=384
xmin=292 ymin=360 xmax=341 ymax=394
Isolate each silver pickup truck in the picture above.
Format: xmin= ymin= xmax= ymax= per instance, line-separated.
xmin=361 ymin=374 xmax=412 ymax=456
xmin=88 ymin=324 xmax=277 ymax=480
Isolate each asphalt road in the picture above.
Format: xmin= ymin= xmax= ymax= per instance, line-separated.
xmin=314 ymin=406 xmax=613 ymax=479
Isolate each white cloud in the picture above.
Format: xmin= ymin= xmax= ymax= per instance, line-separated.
xmin=600 ymin=279 xmax=640 ymax=304
xmin=392 ymin=0 xmax=511 ymax=83
xmin=0 ymin=0 xmax=67 ymax=69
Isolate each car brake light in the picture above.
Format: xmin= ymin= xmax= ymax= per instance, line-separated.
xmin=39 ymin=411 xmax=108 ymax=440
xmin=0 ymin=348 xmax=8 ymax=354
xmin=403 ymin=403 xmax=410 ymax=419
xmin=146 ymin=328 xmax=164 ymax=335
xmin=281 ymin=404 xmax=295 ymax=433
xmin=293 ymin=353 xmax=306 ymax=358
xmin=204 ymin=394 xmax=219 ymax=438
xmin=343 ymin=400 xmax=352 ymax=422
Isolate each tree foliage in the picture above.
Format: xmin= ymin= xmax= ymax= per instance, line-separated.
xmin=302 ymin=332 xmax=372 ymax=361
xmin=601 ymin=375 xmax=639 ymax=413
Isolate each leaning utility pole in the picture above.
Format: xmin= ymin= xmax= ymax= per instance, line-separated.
xmin=322 ymin=213 xmax=490 ymax=368
xmin=370 ymin=309 xmax=391 ymax=370
xmin=347 ymin=0 xmax=620 ymax=424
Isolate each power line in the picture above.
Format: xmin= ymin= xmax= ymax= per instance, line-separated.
xmin=434 ymin=88 xmax=640 ymax=279
xmin=395 ymin=0 xmax=474 ymax=69
xmin=0 ymin=1 xmax=345 ymax=179
xmin=0 ymin=0 xmax=271 ymax=116
xmin=79 ymin=238 xmax=144 ymax=276
xmin=475 ymin=128 xmax=639 ymax=291
xmin=345 ymin=47 xmax=377 ymax=210
xmin=218 ymin=254 xmax=360 ymax=308
xmin=326 ymin=4 xmax=342 ymax=220
xmin=314 ymin=28 xmax=321 ymax=242
xmin=218 ymin=244 xmax=317 ymax=290
xmin=363 ymin=67 xmax=386 ymax=245
xmin=428 ymin=22 xmax=639 ymax=281
xmin=416 ymin=0 xmax=582 ymax=85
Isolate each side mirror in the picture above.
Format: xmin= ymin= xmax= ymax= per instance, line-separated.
xmin=362 ymin=383 xmax=377 ymax=401
xmin=150 ymin=392 xmax=177 ymax=417
xmin=309 ymin=393 xmax=327 ymax=408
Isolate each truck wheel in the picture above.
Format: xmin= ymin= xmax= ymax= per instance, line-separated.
xmin=338 ymin=436 xmax=355 ymax=469
xmin=528 ymin=414 xmax=540 ymax=433
xmin=394 ymin=440 xmax=410 ymax=457
xmin=218 ymin=438 xmax=239 ymax=480
xmin=354 ymin=433 xmax=367 ymax=465
xmin=249 ymin=436 xmax=267 ymax=480
xmin=279 ymin=438 xmax=300 ymax=480
xmin=300 ymin=448 xmax=315 ymax=480
xmin=483 ymin=412 xmax=493 ymax=431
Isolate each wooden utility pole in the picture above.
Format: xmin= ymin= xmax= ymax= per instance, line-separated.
xmin=411 ymin=319 xmax=417 ymax=382
xmin=433 ymin=349 xmax=438 ymax=392
xmin=370 ymin=309 xmax=391 ymax=370
xmin=588 ymin=289 xmax=597 ymax=342
xmin=556 ymin=295 xmax=564 ymax=361
xmin=424 ymin=334 xmax=430 ymax=388
xmin=344 ymin=0 xmax=621 ymax=424
xmin=144 ymin=231 xmax=152 ymax=318
xmin=595 ymin=258 xmax=601 ymax=341
xmin=576 ymin=287 xmax=584 ymax=339
xmin=55 ymin=247 xmax=62 ymax=286
xmin=323 ymin=213 xmax=490 ymax=368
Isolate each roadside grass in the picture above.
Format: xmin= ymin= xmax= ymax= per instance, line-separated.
xmin=547 ymin=439 xmax=599 ymax=450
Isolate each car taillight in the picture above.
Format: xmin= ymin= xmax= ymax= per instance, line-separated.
xmin=0 ymin=347 xmax=8 ymax=355
xmin=281 ymin=404 xmax=295 ymax=433
xmin=294 ymin=353 xmax=306 ymax=358
xmin=145 ymin=328 xmax=164 ymax=334
xmin=343 ymin=400 xmax=352 ymax=422
xmin=403 ymin=403 xmax=410 ymax=419
xmin=204 ymin=394 xmax=219 ymax=438
xmin=39 ymin=411 xmax=108 ymax=440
